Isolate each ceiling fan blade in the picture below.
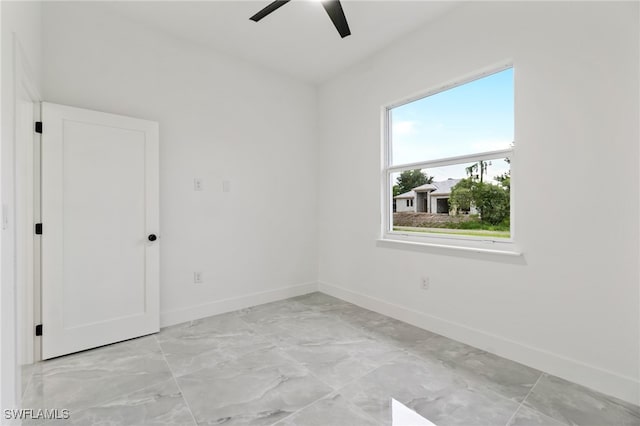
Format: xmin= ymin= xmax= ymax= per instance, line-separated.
xmin=321 ymin=0 xmax=351 ymax=38
xmin=250 ymin=0 xmax=292 ymax=22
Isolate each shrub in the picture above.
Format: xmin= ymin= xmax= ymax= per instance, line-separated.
xmin=450 ymin=179 xmax=510 ymax=225
xmin=472 ymin=183 xmax=510 ymax=225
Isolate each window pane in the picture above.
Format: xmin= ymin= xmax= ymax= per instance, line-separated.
xmin=391 ymin=158 xmax=511 ymax=238
xmin=390 ymin=68 xmax=514 ymax=166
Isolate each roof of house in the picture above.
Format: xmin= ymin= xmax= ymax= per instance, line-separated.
xmin=394 ymin=190 xmax=415 ymax=199
xmin=412 ymin=183 xmax=437 ymax=192
xmin=431 ymin=178 xmax=462 ymax=195
xmin=393 ymin=178 xmax=462 ymax=199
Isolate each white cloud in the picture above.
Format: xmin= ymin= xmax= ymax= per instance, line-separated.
xmin=393 ymin=121 xmax=417 ymax=136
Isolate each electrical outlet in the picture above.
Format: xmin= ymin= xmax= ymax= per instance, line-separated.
xmin=421 ymin=277 xmax=430 ymax=290
xmin=194 ymin=272 xmax=203 ymax=284
xmin=194 ymin=178 xmax=203 ymax=191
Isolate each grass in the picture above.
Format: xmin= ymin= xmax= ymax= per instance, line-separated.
xmin=444 ymin=219 xmax=510 ymax=232
xmin=393 ymin=226 xmax=511 ymax=239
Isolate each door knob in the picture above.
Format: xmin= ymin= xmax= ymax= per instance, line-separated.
xmin=148 ymin=234 xmax=157 ymax=242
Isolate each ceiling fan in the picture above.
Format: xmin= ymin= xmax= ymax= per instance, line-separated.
xmin=250 ymin=0 xmax=351 ymax=39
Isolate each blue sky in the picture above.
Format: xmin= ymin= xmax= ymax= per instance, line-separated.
xmin=390 ymin=68 xmax=513 ymax=182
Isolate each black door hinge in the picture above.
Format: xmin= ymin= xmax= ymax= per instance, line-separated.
xmin=35 ymin=324 xmax=43 ymax=336
xmin=35 ymin=223 xmax=42 ymax=235
xmin=35 ymin=122 xmax=43 ymax=134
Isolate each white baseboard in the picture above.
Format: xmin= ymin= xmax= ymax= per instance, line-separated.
xmin=318 ymin=280 xmax=640 ymax=406
xmin=160 ymin=282 xmax=318 ymax=327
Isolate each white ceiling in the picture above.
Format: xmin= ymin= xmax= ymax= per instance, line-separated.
xmin=100 ymin=1 xmax=459 ymax=84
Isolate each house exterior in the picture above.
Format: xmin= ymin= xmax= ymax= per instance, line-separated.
xmin=394 ymin=178 xmax=462 ymax=214
xmin=394 ymin=190 xmax=416 ymax=212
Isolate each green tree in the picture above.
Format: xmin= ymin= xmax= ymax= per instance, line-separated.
xmin=465 ymin=160 xmax=491 ymax=183
xmin=449 ymin=178 xmax=474 ymax=212
xmin=472 ymin=183 xmax=510 ymax=225
xmin=494 ymin=158 xmax=511 ymax=191
xmin=450 ymin=178 xmax=510 ymax=225
xmin=494 ymin=173 xmax=510 ymax=191
xmin=395 ymin=170 xmax=433 ymax=195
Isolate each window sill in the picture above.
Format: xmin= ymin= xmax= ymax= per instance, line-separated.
xmin=376 ymin=237 xmax=522 ymax=258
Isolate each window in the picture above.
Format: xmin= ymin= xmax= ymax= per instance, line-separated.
xmin=383 ymin=66 xmax=514 ymax=247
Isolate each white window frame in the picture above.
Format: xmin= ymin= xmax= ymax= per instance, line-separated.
xmin=381 ymin=65 xmax=519 ymax=255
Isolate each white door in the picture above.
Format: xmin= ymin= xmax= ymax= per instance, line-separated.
xmin=41 ymin=102 xmax=159 ymax=359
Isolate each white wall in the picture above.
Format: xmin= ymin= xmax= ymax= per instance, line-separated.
xmin=395 ymin=198 xmax=414 ymax=213
xmin=1 ymin=0 xmax=42 ymax=411
xmin=317 ymin=1 xmax=639 ymax=404
xmin=42 ymin=3 xmax=318 ymax=326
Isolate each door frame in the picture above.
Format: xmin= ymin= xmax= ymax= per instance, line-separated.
xmin=4 ymin=34 xmax=42 ymax=410
xmin=14 ymin=34 xmax=42 ymax=365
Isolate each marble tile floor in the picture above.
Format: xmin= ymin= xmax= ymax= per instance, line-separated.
xmin=20 ymin=292 xmax=640 ymax=426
